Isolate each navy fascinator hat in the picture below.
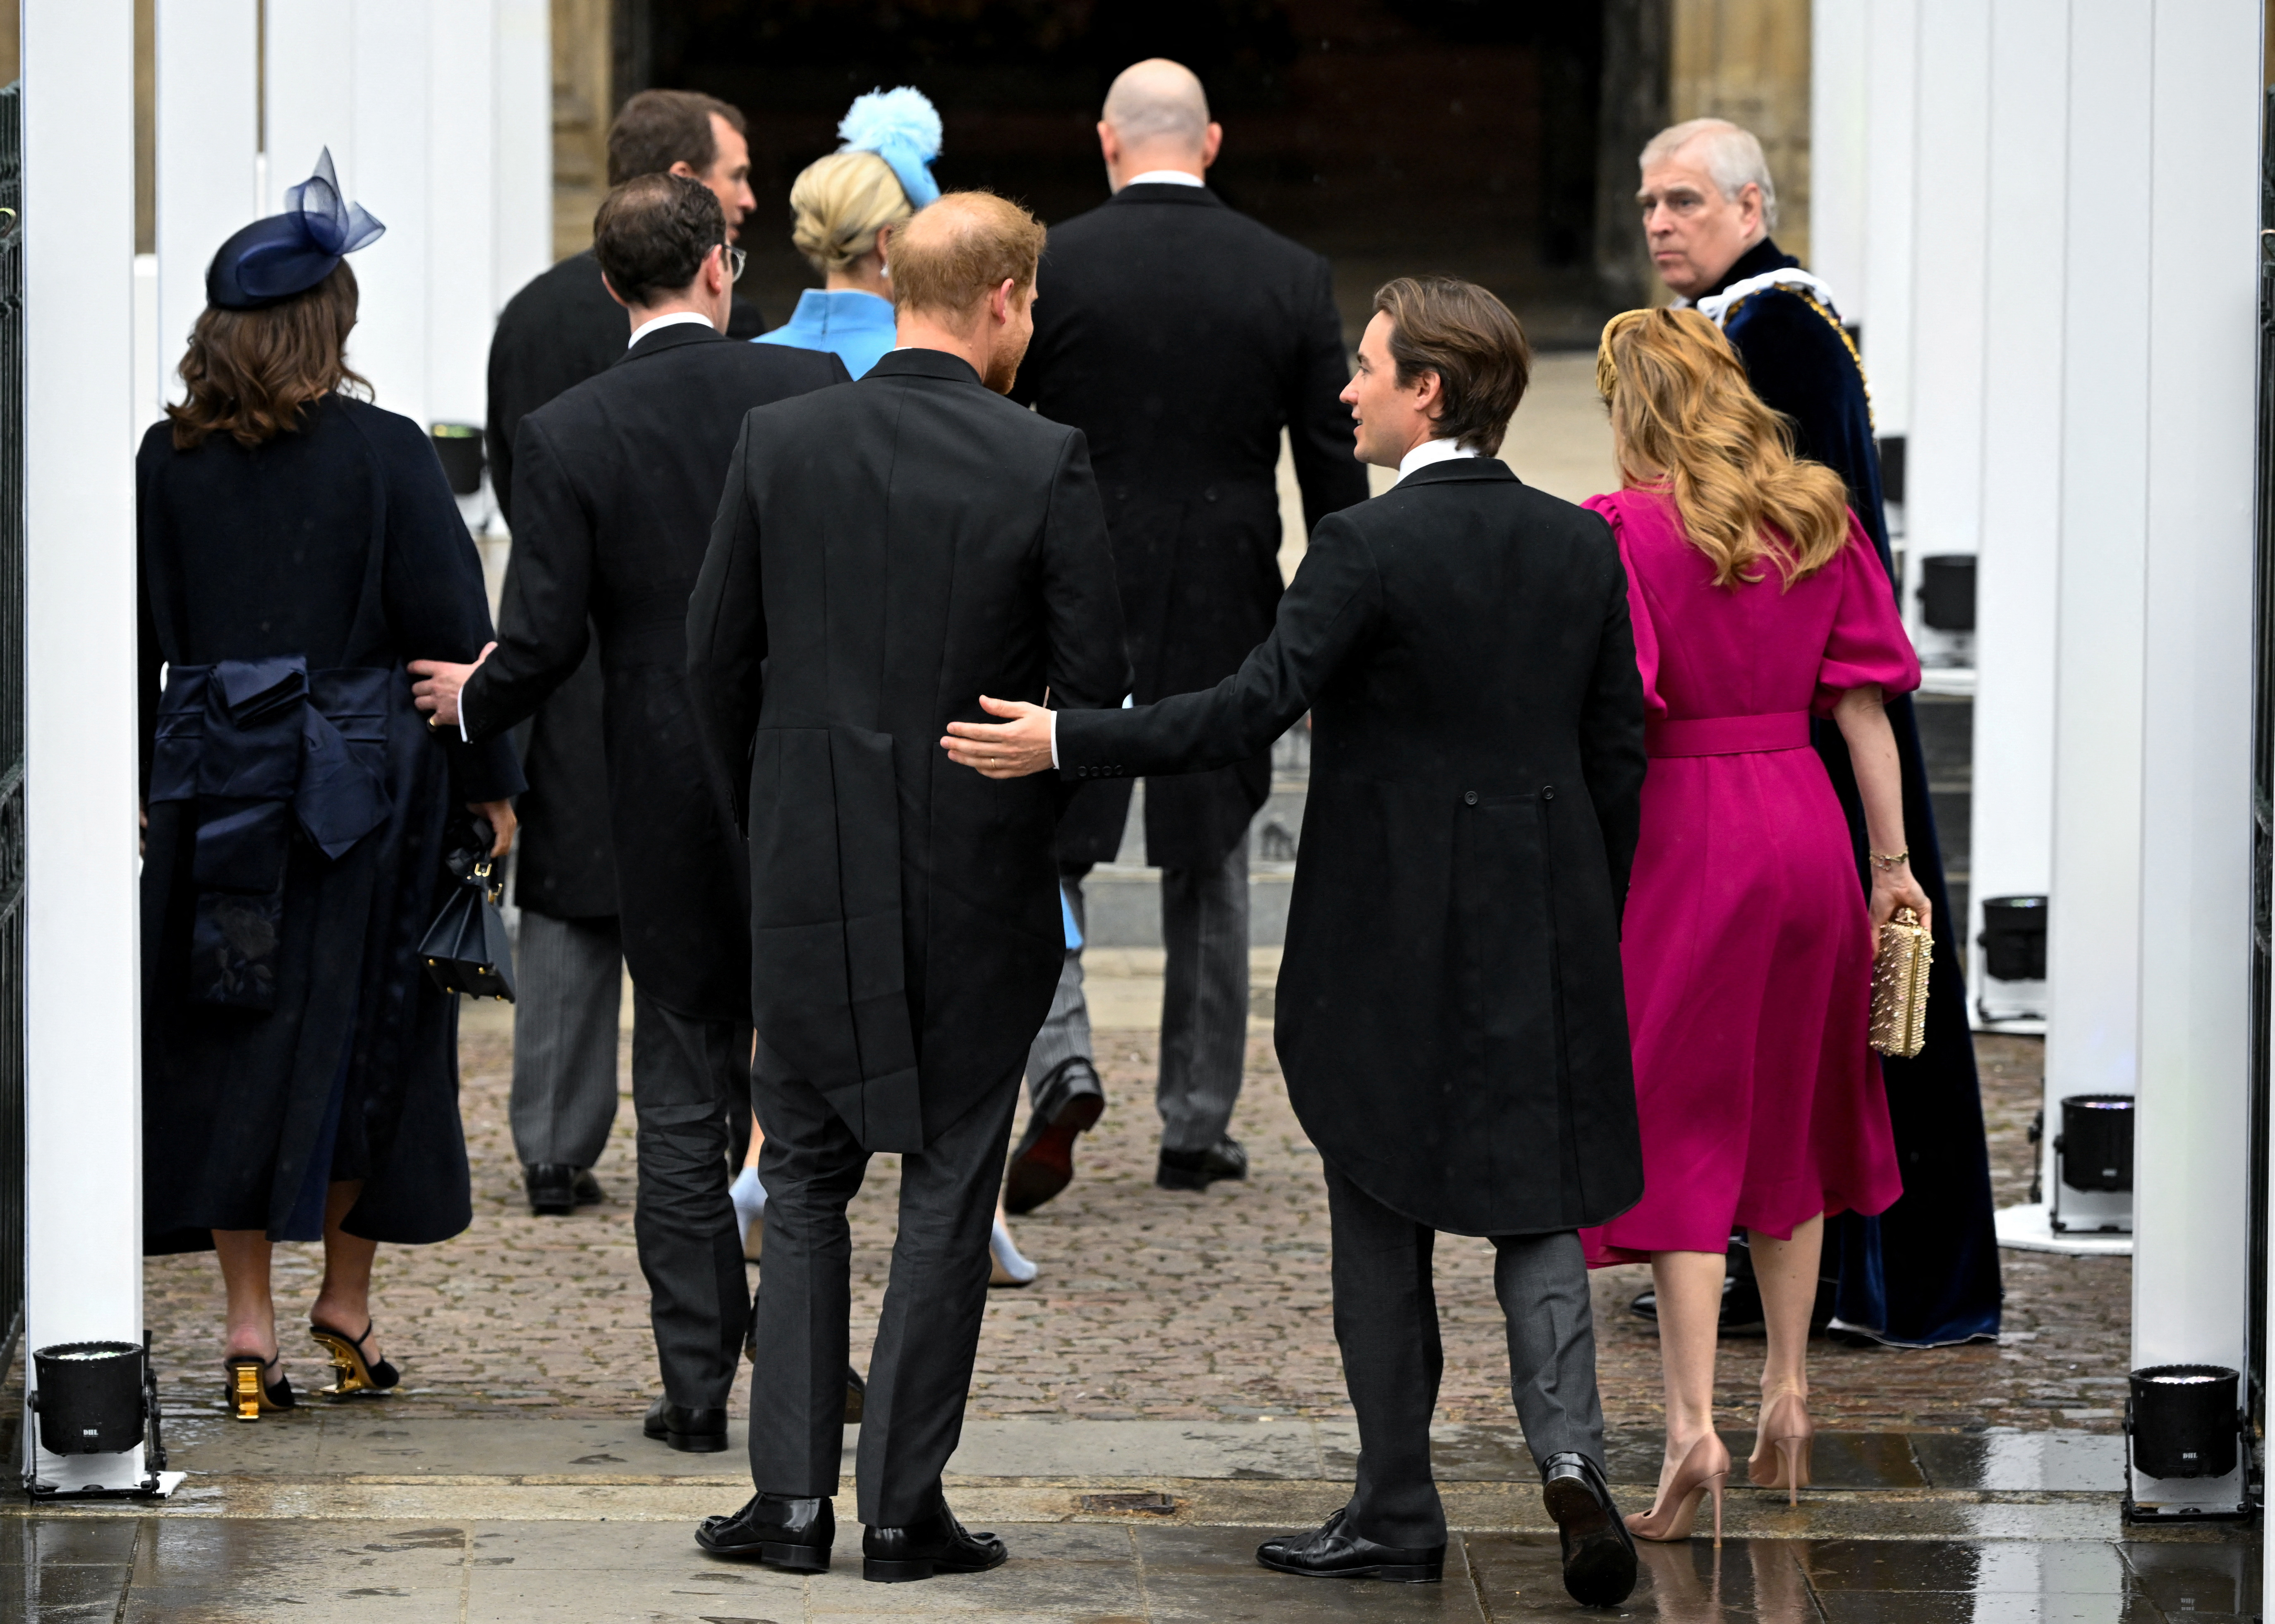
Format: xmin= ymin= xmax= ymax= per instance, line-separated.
xmin=206 ymin=148 xmax=385 ymax=311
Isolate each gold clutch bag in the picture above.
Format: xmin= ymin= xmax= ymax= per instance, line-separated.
xmin=1869 ymin=907 xmax=1933 ymax=1058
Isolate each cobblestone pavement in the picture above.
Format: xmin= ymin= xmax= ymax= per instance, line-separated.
xmin=145 ymin=1022 xmax=2123 ymax=1436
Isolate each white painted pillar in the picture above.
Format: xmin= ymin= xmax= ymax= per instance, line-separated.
xmin=1970 ymin=0 xmax=2068 ymax=1048
xmin=1899 ymin=0 xmax=1989 ymax=663
xmin=153 ymin=0 xmax=259 ymax=416
xmin=1856 ymin=0 xmax=1919 ymax=451
xmin=2042 ymin=0 xmax=2258 ymax=1516
xmin=1807 ymin=0 xmax=1868 ymax=325
xmin=492 ymin=0 xmax=553 ymax=310
xmin=427 ymin=0 xmax=495 ymax=434
xmin=21 ymin=0 xmax=147 ymax=1491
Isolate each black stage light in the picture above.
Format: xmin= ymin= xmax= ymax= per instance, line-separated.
xmin=30 ymin=1340 xmax=147 ymax=1455
xmin=2057 ymin=1094 xmax=2135 ymax=1194
xmin=2128 ymin=1364 xmax=2240 ymax=1481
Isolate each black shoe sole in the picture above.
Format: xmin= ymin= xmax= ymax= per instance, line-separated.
xmin=1255 ymin=1552 xmax=1442 ymax=1583
xmin=645 ymin=1424 xmax=730 ymax=1454
xmin=529 ymin=1199 xmax=574 ymax=1216
xmin=696 ymin=1537 xmax=830 ymax=1572
xmin=1544 ymin=1477 xmax=1638 ymax=1607
xmin=1154 ymin=1165 xmax=1245 ymax=1192
xmin=863 ymin=1549 xmax=1007 ymax=1583
xmin=1003 ymin=1092 xmax=1105 ymax=1214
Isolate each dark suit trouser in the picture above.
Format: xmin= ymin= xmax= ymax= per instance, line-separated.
xmin=1156 ymin=840 xmax=1249 ymax=1151
xmin=1324 ymin=1158 xmax=1605 ymax=1550
xmin=630 ymin=987 xmax=752 ymax=1410
xmin=747 ymin=1042 xmax=1020 ymax=1525
xmin=508 ymin=911 xmax=623 ymax=1169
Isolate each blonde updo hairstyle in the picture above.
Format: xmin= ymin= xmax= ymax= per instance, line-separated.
xmin=789 ymin=149 xmax=912 ymax=275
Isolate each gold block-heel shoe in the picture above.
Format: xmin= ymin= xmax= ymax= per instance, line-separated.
xmin=224 ymin=1353 xmax=295 ymax=1421
xmin=311 ymin=1320 xmax=401 ymax=1398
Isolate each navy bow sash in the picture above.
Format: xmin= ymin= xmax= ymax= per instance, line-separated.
xmin=150 ymin=657 xmax=395 ymax=1009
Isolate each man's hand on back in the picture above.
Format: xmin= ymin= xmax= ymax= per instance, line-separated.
xmin=942 ymin=695 xmax=1054 ymax=779
xmin=409 ymin=641 xmax=496 ymax=728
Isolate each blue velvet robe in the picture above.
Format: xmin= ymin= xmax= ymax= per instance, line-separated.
xmin=1710 ymin=237 xmax=2002 ymax=1346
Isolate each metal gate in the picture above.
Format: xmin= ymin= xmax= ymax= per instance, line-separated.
xmin=0 ymin=81 xmax=26 ymax=1381
xmin=2247 ymin=82 xmax=2275 ymax=1476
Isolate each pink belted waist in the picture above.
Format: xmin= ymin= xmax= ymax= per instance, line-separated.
xmin=1645 ymin=710 xmax=1813 ymax=759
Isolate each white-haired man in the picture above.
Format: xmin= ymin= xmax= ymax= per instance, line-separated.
xmin=1005 ymin=58 xmax=1368 ymax=1212
xmin=1635 ymin=118 xmax=2002 ymax=1351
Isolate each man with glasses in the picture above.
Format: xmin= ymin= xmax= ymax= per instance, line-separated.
xmin=409 ymin=175 xmax=848 ymax=1453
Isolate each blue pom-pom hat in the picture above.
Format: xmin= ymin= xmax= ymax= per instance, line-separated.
xmin=837 ymin=87 xmax=943 ymax=209
xmin=206 ymin=149 xmax=386 ymax=311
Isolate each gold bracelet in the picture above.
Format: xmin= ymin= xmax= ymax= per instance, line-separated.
xmin=1870 ymin=848 xmax=1910 ymax=872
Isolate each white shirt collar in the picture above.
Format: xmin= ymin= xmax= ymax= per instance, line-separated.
xmin=627 ymin=309 xmax=718 ymax=350
xmin=1390 ymin=436 xmax=1480 ymax=487
xmin=1121 ymin=169 xmax=1207 ymax=188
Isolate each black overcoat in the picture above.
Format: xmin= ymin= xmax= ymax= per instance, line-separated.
xmin=1708 ymin=237 xmax=2002 ymax=1345
xmin=686 ymin=348 xmax=1130 ymax=1150
xmin=1009 ymin=183 xmax=1370 ymax=867
xmin=486 ymin=252 xmax=768 ymax=920
xmin=1056 ymin=460 xmax=1647 ymax=1235
xmin=461 ymin=323 xmax=848 ymax=1023
xmin=137 ymin=395 xmax=524 ymax=1253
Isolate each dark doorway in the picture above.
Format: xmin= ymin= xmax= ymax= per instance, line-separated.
xmin=640 ymin=1 xmax=1624 ymax=348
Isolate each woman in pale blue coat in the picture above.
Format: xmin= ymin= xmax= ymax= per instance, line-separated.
xmin=754 ymin=88 xmax=941 ymax=379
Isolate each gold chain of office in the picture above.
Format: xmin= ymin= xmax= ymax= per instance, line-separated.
xmin=1720 ymin=287 xmax=1877 ymax=434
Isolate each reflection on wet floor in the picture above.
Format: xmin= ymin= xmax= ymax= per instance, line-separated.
xmin=0 ymin=1518 xmax=2255 ymax=1623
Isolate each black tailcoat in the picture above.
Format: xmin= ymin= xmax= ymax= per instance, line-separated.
xmin=138 ymin=396 xmax=524 ymax=1253
xmin=687 ymin=348 xmax=1130 ymax=1151
xmin=1709 ymin=237 xmax=2002 ymax=1346
xmin=460 ymin=323 xmax=848 ymax=1024
xmin=1057 ymin=460 xmax=1647 ymax=1235
xmin=1009 ymin=183 xmax=1370 ymax=867
xmin=486 ymin=252 xmax=766 ymax=920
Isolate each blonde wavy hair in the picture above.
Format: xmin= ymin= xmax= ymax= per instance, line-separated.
xmin=789 ymin=149 xmax=912 ymax=275
xmin=1594 ymin=307 xmax=1850 ymax=589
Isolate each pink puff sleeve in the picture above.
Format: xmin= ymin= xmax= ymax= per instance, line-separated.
xmin=1813 ymin=510 xmax=1922 ymax=717
xmin=1583 ymin=492 xmax=1669 ymax=720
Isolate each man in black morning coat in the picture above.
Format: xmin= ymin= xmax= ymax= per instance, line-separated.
xmin=484 ymin=87 xmax=768 ymax=1219
xmin=684 ymin=194 xmax=1128 ymax=1584
xmin=1003 ymin=57 xmax=1370 ymax=1205
xmin=412 ymin=176 xmax=845 ymax=1451
xmin=1637 ymin=117 xmax=2000 ymax=1347
xmin=947 ymin=279 xmax=1644 ymax=1608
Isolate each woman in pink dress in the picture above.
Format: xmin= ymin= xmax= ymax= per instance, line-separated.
xmin=1580 ymin=309 xmax=1924 ymax=1543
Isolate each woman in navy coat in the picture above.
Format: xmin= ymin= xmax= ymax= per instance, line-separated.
xmin=137 ymin=155 xmax=522 ymax=1417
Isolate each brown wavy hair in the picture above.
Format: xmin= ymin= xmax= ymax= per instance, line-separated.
xmin=167 ymin=261 xmax=368 ymax=450
xmin=1594 ymin=307 xmax=1849 ymax=589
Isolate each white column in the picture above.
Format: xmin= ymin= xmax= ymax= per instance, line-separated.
xmin=1808 ymin=0 xmax=1868 ymax=323
xmin=153 ymin=0 xmax=259 ymax=415
xmin=21 ymin=0 xmax=146 ymax=1491
xmin=260 ymin=0 xmax=350 ymax=216
xmin=427 ymin=0 xmax=496 ymax=434
xmin=1969 ymin=0 xmax=2068 ymax=1046
xmin=492 ymin=0 xmax=553 ymax=307
xmin=1856 ymin=0 xmax=1920 ymax=444
xmin=1899 ymin=0 xmax=1990 ymax=595
xmin=2042 ymin=0 xmax=2259 ymax=1515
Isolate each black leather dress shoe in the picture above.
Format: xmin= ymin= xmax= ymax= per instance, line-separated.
xmin=1004 ymin=1060 xmax=1105 ymax=1214
xmin=1156 ymin=1135 xmax=1248 ymax=1192
xmin=695 ymin=1491 xmax=833 ymax=1571
xmin=1540 ymin=1452 xmax=1637 ymax=1606
xmin=525 ymin=1163 xmax=576 ymax=1216
xmin=1255 ymin=1507 xmax=1443 ymax=1583
xmin=572 ymin=1168 xmax=605 ymax=1206
xmin=643 ymin=1396 xmax=728 ymax=1454
xmin=861 ymin=1496 xmax=1007 ymax=1583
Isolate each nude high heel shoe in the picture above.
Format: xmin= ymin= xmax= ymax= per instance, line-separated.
xmin=1624 ymin=1431 xmax=1730 ymax=1547
xmin=1748 ymin=1388 xmax=1815 ymax=1506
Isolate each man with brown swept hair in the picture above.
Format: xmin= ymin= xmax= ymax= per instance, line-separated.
xmin=685 ymin=192 xmax=1128 ymax=1582
xmin=946 ymin=276 xmax=1643 ymax=1607
xmin=482 ymin=88 xmax=768 ymax=1222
